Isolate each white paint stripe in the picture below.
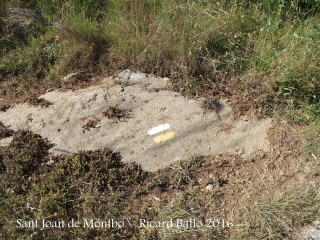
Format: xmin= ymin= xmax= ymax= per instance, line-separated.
xmin=148 ymin=123 xmax=170 ymax=136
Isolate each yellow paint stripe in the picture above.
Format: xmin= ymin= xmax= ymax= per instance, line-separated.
xmin=154 ymin=131 xmax=176 ymax=144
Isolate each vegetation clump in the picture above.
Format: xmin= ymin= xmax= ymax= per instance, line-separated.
xmin=0 ymin=122 xmax=13 ymax=139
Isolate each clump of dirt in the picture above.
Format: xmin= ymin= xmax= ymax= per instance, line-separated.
xmin=103 ymin=106 xmax=131 ymax=122
xmin=27 ymin=96 xmax=53 ymax=108
xmin=0 ymin=130 xmax=52 ymax=194
xmin=51 ymin=149 xmax=147 ymax=192
xmin=82 ymin=118 xmax=100 ymax=131
xmin=0 ymin=103 xmax=11 ymax=112
xmin=5 ymin=130 xmax=52 ymax=172
xmin=0 ymin=122 xmax=13 ymax=138
xmin=0 ymin=81 xmax=47 ymax=106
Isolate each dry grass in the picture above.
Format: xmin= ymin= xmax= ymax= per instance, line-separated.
xmin=103 ymin=106 xmax=131 ymax=122
xmin=1 ymin=126 xmax=319 ymax=239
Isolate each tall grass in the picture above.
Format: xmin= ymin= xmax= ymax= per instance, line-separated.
xmin=1 ymin=0 xmax=319 ymax=87
xmin=104 ymin=0 xmax=260 ymax=78
xmin=250 ymin=16 xmax=320 ymax=119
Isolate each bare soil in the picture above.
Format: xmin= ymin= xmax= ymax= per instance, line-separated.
xmin=0 ymin=71 xmax=272 ymax=171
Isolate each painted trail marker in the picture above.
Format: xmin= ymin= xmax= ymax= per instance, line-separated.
xmin=148 ymin=123 xmax=171 ymax=136
xmin=153 ymin=131 xmax=176 ymax=144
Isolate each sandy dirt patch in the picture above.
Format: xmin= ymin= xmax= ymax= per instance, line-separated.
xmin=0 ymin=71 xmax=272 ymax=171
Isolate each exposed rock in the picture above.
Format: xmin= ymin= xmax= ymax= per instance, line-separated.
xmin=300 ymin=225 xmax=320 ymax=240
xmin=0 ymin=71 xmax=272 ymax=171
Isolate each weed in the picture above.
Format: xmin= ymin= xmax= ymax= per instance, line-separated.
xmin=103 ymin=106 xmax=131 ymax=122
xmin=82 ymin=118 xmax=100 ymax=131
xmin=202 ymin=96 xmax=223 ymax=112
xmin=0 ymin=122 xmax=13 ymax=139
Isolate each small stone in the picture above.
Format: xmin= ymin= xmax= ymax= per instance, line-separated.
xmin=153 ymin=196 xmax=160 ymax=201
xmin=205 ymin=184 xmax=214 ymax=191
xmin=63 ymin=72 xmax=79 ymax=82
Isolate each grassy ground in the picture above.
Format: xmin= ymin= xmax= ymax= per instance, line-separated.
xmin=0 ymin=0 xmax=320 ymax=239
xmin=0 ymin=0 xmax=319 ymax=118
xmin=0 ymin=127 xmax=319 ymax=239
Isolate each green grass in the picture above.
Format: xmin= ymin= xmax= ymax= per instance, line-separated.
xmin=1 ymin=1 xmax=319 ymax=105
xmin=1 ymin=0 xmax=318 ymax=110
xmin=0 ymin=32 xmax=60 ymax=81
xmin=250 ymin=16 xmax=320 ymax=121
